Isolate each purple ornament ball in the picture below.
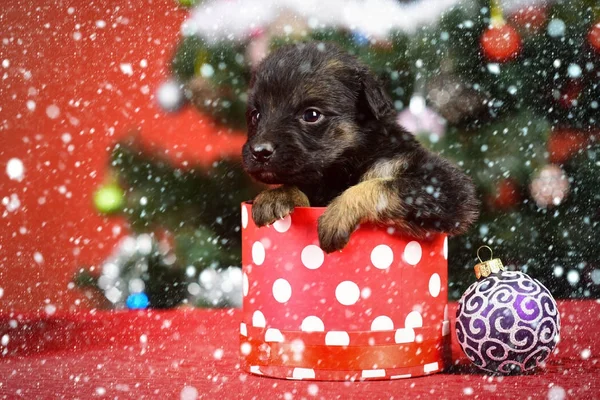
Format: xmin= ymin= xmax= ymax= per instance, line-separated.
xmin=456 ymin=270 xmax=560 ymax=374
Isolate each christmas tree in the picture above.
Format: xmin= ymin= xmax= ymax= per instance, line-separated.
xmin=76 ymin=137 xmax=258 ymax=309
xmin=77 ymin=0 xmax=600 ymax=307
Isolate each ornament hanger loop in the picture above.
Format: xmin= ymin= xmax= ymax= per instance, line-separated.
xmin=477 ymin=245 xmax=494 ymax=263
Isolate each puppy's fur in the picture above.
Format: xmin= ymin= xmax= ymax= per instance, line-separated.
xmin=242 ymin=43 xmax=479 ymax=253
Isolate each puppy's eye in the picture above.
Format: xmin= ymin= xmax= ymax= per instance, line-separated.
xmin=302 ymin=109 xmax=323 ymax=123
xmin=250 ymin=110 xmax=261 ymax=125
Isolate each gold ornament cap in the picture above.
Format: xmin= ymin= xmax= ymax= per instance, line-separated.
xmin=474 ymin=246 xmax=505 ymax=279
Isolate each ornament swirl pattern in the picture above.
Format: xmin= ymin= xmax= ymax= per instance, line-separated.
xmin=456 ymin=271 xmax=560 ymax=373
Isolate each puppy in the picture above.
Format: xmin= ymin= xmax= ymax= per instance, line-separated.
xmin=242 ymin=42 xmax=479 ymax=253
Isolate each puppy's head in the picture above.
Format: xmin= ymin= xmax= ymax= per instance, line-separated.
xmin=242 ymin=42 xmax=393 ymax=185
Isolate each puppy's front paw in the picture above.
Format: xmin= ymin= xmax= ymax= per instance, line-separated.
xmin=317 ymin=205 xmax=358 ymax=253
xmin=252 ymin=186 xmax=309 ymax=227
xmin=252 ymin=194 xmax=293 ymax=227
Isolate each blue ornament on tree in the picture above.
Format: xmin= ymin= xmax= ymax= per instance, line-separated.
xmin=352 ymin=31 xmax=370 ymax=46
xmin=126 ymin=292 xmax=149 ymax=310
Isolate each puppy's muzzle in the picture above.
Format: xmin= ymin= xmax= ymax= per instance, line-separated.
xmin=250 ymin=142 xmax=275 ymax=163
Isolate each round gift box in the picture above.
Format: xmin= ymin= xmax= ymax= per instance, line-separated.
xmin=240 ymin=204 xmax=450 ymax=381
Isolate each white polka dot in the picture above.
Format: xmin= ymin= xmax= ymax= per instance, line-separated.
xmin=252 ymin=310 xmax=266 ymax=327
xmin=265 ymin=328 xmax=284 ymax=342
xmin=292 ymin=367 xmax=315 ymax=380
xmin=250 ymin=365 xmax=263 ymax=375
xmin=240 ymin=322 xmax=247 ymax=336
xmin=390 ymin=374 xmax=412 ymax=379
xmin=242 ymin=272 xmax=249 ymax=296
xmin=394 ymin=328 xmax=415 ymax=343
xmin=429 ymin=273 xmax=441 ymax=297
xmin=405 ymin=311 xmax=423 ymax=328
xmin=443 ymin=237 xmax=448 ymax=260
xmin=370 ymin=244 xmax=394 ymax=269
xmin=273 ymin=214 xmax=292 ymax=233
xmin=325 ymin=331 xmax=350 ymax=346
xmin=252 ymin=241 xmax=265 ymax=265
xmin=403 ymin=241 xmax=422 ymax=265
xmin=361 ymin=369 xmax=386 ymax=379
xmin=242 ymin=206 xmax=249 ymax=229
xmin=442 ymin=321 xmax=450 ymax=336
xmin=301 ymin=316 xmax=325 ymax=332
xmin=424 ymin=362 xmax=439 ymax=373
xmin=272 ymin=278 xmax=292 ymax=303
xmin=335 ymin=281 xmax=360 ymax=306
xmin=370 ymin=315 xmax=394 ymax=331
xmin=301 ymin=245 xmax=324 ymax=270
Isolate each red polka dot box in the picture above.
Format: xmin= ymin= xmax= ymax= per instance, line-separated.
xmin=240 ymin=204 xmax=450 ymax=381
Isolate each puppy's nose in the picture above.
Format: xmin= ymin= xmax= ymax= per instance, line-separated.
xmin=251 ymin=142 xmax=275 ymax=163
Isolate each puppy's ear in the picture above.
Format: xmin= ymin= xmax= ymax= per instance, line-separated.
xmin=359 ymin=68 xmax=393 ymax=120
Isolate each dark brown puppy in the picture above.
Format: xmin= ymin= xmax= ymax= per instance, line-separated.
xmin=242 ymin=42 xmax=479 ymax=253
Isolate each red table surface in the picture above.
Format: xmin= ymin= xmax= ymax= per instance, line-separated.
xmin=0 ymin=301 xmax=598 ymax=399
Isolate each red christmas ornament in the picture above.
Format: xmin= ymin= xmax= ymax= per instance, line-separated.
xmin=490 ymin=178 xmax=521 ymax=210
xmin=588 ymin=22 xmax=600 ymax=52
xmin=548 ymin=129 xmax=589 ymax=164
xmin=481 ymin=0 xmax=522 ymax=62
xmin=481 ymin=24 xmax=522 ymax=62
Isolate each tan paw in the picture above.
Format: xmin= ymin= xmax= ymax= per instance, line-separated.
xmin=317 ymin=202 xmax=359 ymax=253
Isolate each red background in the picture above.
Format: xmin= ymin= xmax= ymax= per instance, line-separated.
xmin=0 ymin=0 xmax=244 ymax=312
